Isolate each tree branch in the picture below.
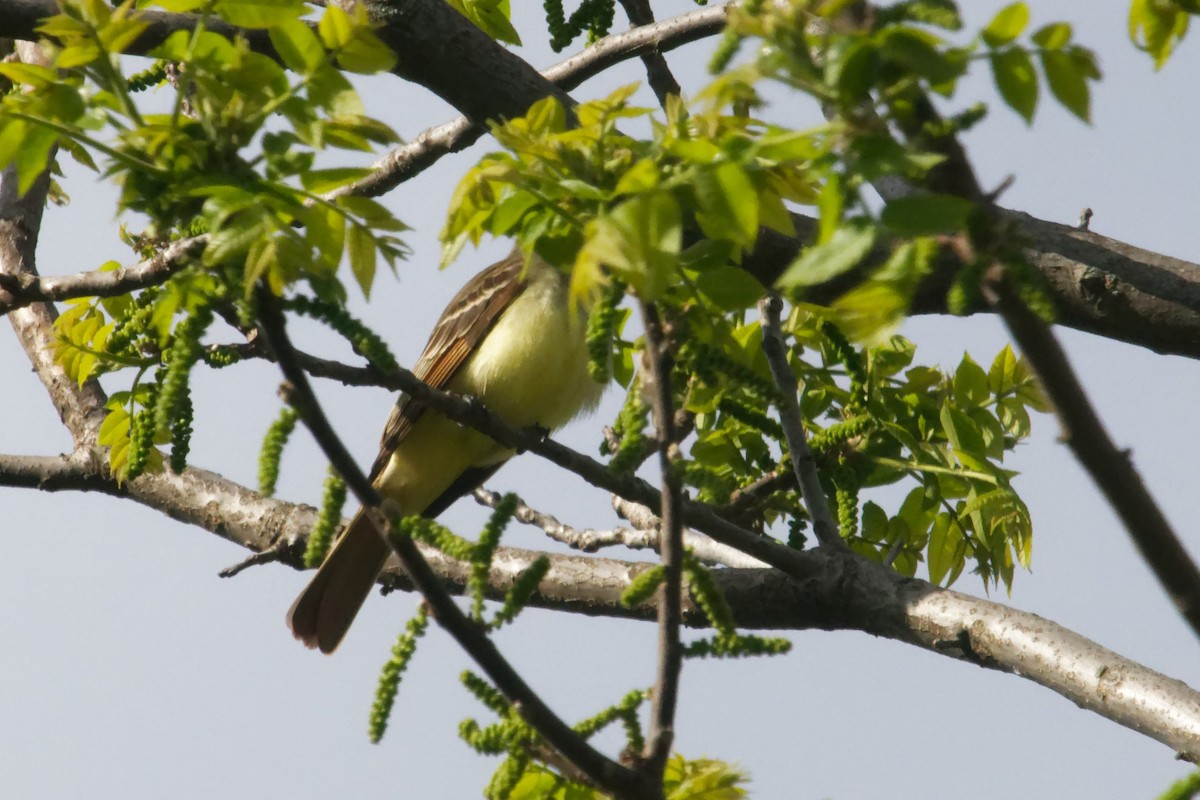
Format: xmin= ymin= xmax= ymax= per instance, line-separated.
xmin=616 ymin=0 xmax=683 ymax=108
xmin=639 ymin=302 xmax=684 ymax=775
xmin=327 ymin=4 xmax=726 ymax=200
xmin=758 ymin=294 xmax=844 ymax=549
xmin=982 ymin=264 xmax=1200 ymax=640
xmin=0 ymin=47 xmax=108 ymax=447
xmin=0 ymin=234 xmax=203 ymax=316
xmin=5 ymin=444 xmax=1198 ymax=761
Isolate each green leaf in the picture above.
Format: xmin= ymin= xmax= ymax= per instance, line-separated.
xmin=693 ymin=161 xmax=759 ymax=247
xmin=953 ymin=354 xmax=989 ymax=407
xmin=1128 ymin=0 xmax=1190 ymax=69
xmin=269 ymin=18 xmax=325 ymax=74
xmin=214 ymin=0 xmax=304 ymax=28
xmin=1041 ymin=48 xmax=1091 ymax=122
xmin=580 ymin=192 xmax=681 ymax=300
xmin=347 ymin=224 xmax=376 ymax=297
xmin=881 ymin=193 xmax=974 ymax=236
xmin=776 ymin=221 xmax=876 ymax=289
xmin=990 ymin=47 xmax=1038 ymax=123
xmin=693 ymin=266 xmax=765 ymax=312
xmin=448 ymin=0 xmax=523 ymax=46
xmin=1031 ymin=22 xmax=1072 ymax=50
xmin=987 ymin=344 xmax=1017 ymax=395
xmin=982 ymin=2 xmax=1030 ymax=48
xmin=927 ymin=512 xmax=964 ymax=585
xmin=880 ymin=28 xmax=962 ymax=86
xmin=299 ymin=167 xmax=374 ymax=193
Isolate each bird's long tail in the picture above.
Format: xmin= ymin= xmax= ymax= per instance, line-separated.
xmin=286 ymin=509 xmax=391 ymax=654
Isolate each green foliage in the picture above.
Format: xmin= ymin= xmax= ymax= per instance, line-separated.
xmin=978 ymin=3 xmax=1101 ymax=124
xmin=368 ymin=604 xmax=431 ymax=744
xmin=447 ymin=0 xmax=522 ymax=46
xmin=503 ymin=756 xmax=748 ymax=800
xmin=1159 ymin=771 xmax=1200 ymax=800
xmin=15 ymin=0 xmax=410 ymax=485
xmin=304 ymin=466 xmax=347 ymax=568
xmin=1129 ymin=0 xmax=1194 ymax=69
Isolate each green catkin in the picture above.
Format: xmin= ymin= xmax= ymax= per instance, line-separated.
xmin=490 ymin=556 xmax=551 ymax=629
xmin=682 ymin=340 xmax=779 ymax=402
xmin=126 ymin=60 xmax=169 ymax=92
xmin=367 ymin=605 xmax=430 ymax=743
xmin=787 ymin=514 xmax=808 ymax=549
xmin=168 ymin=387 xmax=193 ymax=473
xmin=472 ymin=493 xmax=518 ymax=620
xmin=485 ymin=753 xmax=529 ymax=800
xmin=125 ymin=375 xmax=162 ymax=481
xmin=718 ymin=395 xmax=784 ymax=442
xmin=201 ymin=344 xmax=243 ymax=368
xmin=459 ymin=719 xmax=512 ymax=755
xmin=573 ymin=688 xmax=646 ymax=739
xmin=105 ymin=286 xmax=161 ymax=357
xmin=283 ymin=294 xmax=399 ymax=374
xmin=585 ymin=280 xmax=625 ymax=383
xmin=402 ymin=517 xmax=475 ymax=561
xmin=833 ymin=467 xmax=860 ymax=541
xmin=303 ymin=468 xmax=346 ymax=568
xmin=620 ymin=564 xmax=665 ymax=608
xmin=684 ymin=557 xmax=736 ymax=636
xmin=461 ymin=670 xmax=511 ymax=716
xmin=683 ymin=633 xmax=792 ymax=659
xmin=154 ymin=306 xmax=213 ymax=437
xmin=808 ymin=414 xmax=874 ymax=454
xmin=258 ymin=406 xmax=298 ymax=496
xmin=544 ymin=0 xmax=615 ymax=52
xmin=605 ymin=382 xmax=649 ymax=473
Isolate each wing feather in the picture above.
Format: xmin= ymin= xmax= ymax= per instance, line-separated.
xmin=367 ymin=252 xmax=527 ymax=484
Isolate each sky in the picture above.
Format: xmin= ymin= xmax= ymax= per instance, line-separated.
xmin=2 ymin=1 xmax=1198 ymax=798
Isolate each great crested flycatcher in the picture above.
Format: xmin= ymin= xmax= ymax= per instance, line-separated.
xmin=287 ymin=250 xmax=604 ymax=653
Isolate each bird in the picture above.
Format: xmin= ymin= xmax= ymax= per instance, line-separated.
xmin=287 ymin=250 xmax=605 ymax=653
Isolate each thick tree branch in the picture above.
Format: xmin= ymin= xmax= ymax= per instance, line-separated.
xmin=5 ymin=445 xmax=1198 ymax=761
xmin=0 ymin=51 xmax=107 ymax=447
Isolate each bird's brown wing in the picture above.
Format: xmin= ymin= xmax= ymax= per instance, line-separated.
xmin=366 ymin=251 xmax=527 ymax=485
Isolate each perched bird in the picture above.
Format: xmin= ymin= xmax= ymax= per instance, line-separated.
xmin=287 ymin=250 xmax=604 ymax=653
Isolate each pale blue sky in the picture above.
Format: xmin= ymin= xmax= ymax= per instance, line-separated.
xmin=2 ymin=2 xmax=1197 ymax=798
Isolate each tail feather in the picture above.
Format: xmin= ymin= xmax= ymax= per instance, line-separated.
xmin=287 ymin=509 xmax=391 ymax=654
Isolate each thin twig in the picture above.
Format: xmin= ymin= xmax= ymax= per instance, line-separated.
xmin=617 ymin=0 xmax=683 ymax=108
xmin=218 ymin=543 xmax=289 ymax=578
xmin=252 ymin=287 xmax=647 ymax=799
xmin=981 ymin=265 xmax=1200 ymax=641
xmin=611 ymin=496 xmax=768 ymax=568
xmin=638 ymin=301 xmax=684 ymax=777
xmin=758 ymin=294 xmax=844 ymax=549
xmin=328 ymin=4 xmax=728 ymax=200
xmin=0 ymin=234 xmax=204 ymax=316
